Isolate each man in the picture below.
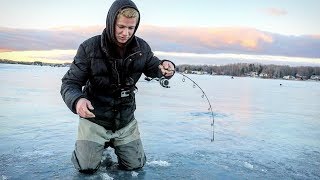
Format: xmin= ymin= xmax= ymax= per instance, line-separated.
xmin=60 ymin=0 xmax=175 ymax=174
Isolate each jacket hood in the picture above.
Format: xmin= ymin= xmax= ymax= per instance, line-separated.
xmin=105 ymin=0 xmax=140 ymax=47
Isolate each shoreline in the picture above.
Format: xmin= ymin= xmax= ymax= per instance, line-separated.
xmin=1 ymin=59 xmax=319 ymax=82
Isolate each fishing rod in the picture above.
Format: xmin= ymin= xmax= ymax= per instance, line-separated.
xmin=145 ymin=72 xmax=215 ymax=142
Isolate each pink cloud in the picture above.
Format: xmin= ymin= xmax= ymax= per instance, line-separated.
xmin=1 ymin=25 xmax=319 ymax=58
xmin=265 ymin=8 xmax=287 ymax=16
xmin=139 ymin=26 xmax=274 ymax=53
xmin=308 ymin=34 xmax=320 ymax=39
xmin=200 ymin=27 xmax=273 ymax=50
xmin=0 ymin=48 xmax=13 ymax=52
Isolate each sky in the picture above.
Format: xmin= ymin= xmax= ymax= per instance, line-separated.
xmin=0 ymin=0 xmax=319 ymax=65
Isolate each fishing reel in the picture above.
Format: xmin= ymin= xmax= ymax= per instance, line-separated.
xmin=159 ymin=77 xmax=170 ymax=88
xmin=144 ymin=76 xmax=170 ymax=88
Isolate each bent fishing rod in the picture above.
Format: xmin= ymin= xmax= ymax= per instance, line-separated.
xmin=145 ymin=71 xmax=215 ymax=142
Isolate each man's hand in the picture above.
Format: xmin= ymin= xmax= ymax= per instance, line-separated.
xmin=159 ymin=61 xmax=175 ymax=77
xmin=76 ymin=98 xmax=95 ymax=118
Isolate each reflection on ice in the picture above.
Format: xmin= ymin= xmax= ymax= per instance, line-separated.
xmin=190 ymin=111 xmax=227 ymax=118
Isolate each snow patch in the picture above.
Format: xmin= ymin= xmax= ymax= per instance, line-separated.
xmin=101 ymin=173 xmax=113 ymax=180
xmin=244 ymin=162 xmax=254 ymax=169
xmin=147 ymin=160 xmax=170 ymax=167
xmin=261 ymin=169 xmax=267 ymax=172
xmin=1 ymin=175 xmax=8 ymax=180
xmin=131 ymin=171 xmax=139 ymax=177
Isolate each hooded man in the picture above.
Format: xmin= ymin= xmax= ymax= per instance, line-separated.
xmin=60 ymin=0 xmax=175 ymax=174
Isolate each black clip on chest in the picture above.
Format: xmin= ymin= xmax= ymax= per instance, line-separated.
xmin=120 ymin=89 xmax=130 ymax=98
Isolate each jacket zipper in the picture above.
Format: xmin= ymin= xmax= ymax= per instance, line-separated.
xmin=124 ymin=51 xmax=141 ymax=62
xmin=114 ymin=51 xmax=142 ymax=87
xmin=114 ymin=60 xmax=121 ymax=86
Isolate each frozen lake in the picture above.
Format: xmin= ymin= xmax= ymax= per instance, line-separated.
xmin=0 ymin=64 xmax=319 ymax=180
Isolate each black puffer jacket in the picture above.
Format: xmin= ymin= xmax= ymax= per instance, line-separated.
xmin=60 ymin=0 xmax=169 ymax=130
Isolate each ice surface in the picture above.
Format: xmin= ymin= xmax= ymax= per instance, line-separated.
xmin=1 ymin=64 xmax=320 ymax=179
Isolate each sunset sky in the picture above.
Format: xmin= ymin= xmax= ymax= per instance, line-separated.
xmin=0 ymin=0 xmax=319 ymax=65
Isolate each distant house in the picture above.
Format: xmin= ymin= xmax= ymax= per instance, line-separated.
xmin=310 ymin=75 xmax=320 ymax=81
xmin=259 ymin=73 xmax=269 ymax=78
xmin=295 ymin=74 xmax=308 ymax=80
xmin=211 ymin=71 xmax=218 ymax=75
xmin=191 ymin=71 xmax=203 ymax=75
xmin=33 ymin=61 xmax=43 ymax=66
xmin=245 ymin=71 xmax=258 ymax=77
xmin=283 ymin=75 xmax=295 ymax=80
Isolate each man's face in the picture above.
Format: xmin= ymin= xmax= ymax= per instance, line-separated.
xmin=115 ymin=15 xmax=137 ymax=46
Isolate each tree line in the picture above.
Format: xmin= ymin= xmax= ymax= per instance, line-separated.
xmin=176 ymin=63 xmax=320 ymax=79
xmin=1 ymin=59 xmax=319 ymax=80
xmin=0 ymin=59 xmax=71 ymax=67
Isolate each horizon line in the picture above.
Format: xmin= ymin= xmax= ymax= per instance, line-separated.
xmin=0 ymin=49 xmax=319 ymax=66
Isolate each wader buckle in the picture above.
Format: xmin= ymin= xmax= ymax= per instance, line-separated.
xmin=120 ymin=89 xmax=130 ymax=98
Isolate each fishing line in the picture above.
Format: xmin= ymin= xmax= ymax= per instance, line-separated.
xmin=145 ymin=71 xmax=215 ymax=142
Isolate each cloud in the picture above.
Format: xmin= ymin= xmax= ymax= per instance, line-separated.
xmin=0 ymin=25 xmax=319 ymax=58
xmin=138 ymin=26 xmax=320 ymax=58
xmin=139 ymin=26 xmax=275 ymax=53
xmin=264 ymin=8 xmax=288 ymax=16
xmin=0 ymin=48 xmax=13 ymax=52
xmin=0 ymin=26 xmax=102 ymax=52
xmin=309 ymin=34 xmax=320 ymax=39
